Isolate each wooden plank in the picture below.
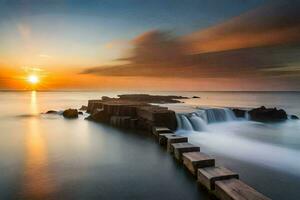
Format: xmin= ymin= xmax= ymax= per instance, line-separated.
xmin=152 ymin=127 xmax=173 ymax=137
xmin=167 ymin=136 xmax=188 ymax=152
xmin=158 ymin=133 xmax=176 ymax=145
xmin=215 ymin=178 xmax=271 ymax=200
xmin=182 ymin=152 xmax=215 ymax=176
xmin=172 ymin=143 xmax=200 ymax=161
xmin=198 ymin=166 xmax=239 ymax=190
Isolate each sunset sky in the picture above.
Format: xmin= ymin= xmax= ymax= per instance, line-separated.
xmin=0 ymin=0 xmax=299 ymax=91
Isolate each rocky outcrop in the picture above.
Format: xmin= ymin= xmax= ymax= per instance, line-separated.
xmin=248 ymin=106 xmax=287 ymax=122
xmin=291 ymin=115 xmax=299 ymax=120
xmin=63 ymin=109 xmax=78 ymax=119
xmin=86 ymin=96 xmax=178 ymax=131
xmin=86 ymin=109 xmax=110 ymax=122
xmin=87 ymin=100 xmax=103 ymax=113
xmin=232 ymin=108 xmax=246 ymax=118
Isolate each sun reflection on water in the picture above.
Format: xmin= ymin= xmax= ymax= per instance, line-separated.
xmin=21 ymin=91 xmax=55 ymax=199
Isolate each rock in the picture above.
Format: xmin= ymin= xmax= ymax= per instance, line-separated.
xmin=192 ymin=96 xmax=200 ymax=98
xmin=248 ymin=106 xmax=287 ymax=122
xmin=87 ymin=100 xmax=103 ymax=113
xmin=78 ymin=111 xmax=83 ymax=115
xmin=62 ymin=109 xmax=78 ymax=119
xmin=291 ymin=115 xmax=299 ymax=120
xmin=79 ymin=105 xmax=88 ymax=111
xmin=232 ymin=108 xmax=246 ymax=118
xmin=86 ymin=109 xmax=110 ymax=122
xmin=45 ymin=110 xmax=58 ymax=114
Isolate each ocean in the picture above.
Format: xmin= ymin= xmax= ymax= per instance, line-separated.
xmin=0 ymin=91 xmax=300 ymax=200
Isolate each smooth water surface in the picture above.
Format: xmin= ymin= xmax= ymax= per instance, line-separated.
xmin=0 ymin=91 xmax=209 ymax=200
xmin=1 ymin=91 xmax=300 ymax=200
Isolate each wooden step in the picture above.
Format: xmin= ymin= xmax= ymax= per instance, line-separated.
xmin=182 ymin=152 xmax=215 ymax=176
xmin=215 ymin=178 xmax=271 ymax=200
xmin=198 ymin=166 xmax=239 ymax=190
xmin=158 ymin=133 xmax=176 ymax=145
xmin=167 ymin=136 xmax=188 ymax=152
xmin=171 ymin=143 xmax=200 ymax=162
xmin=152 ymin=127 xmax=173 ymax=137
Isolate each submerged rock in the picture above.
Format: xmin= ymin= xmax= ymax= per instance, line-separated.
xmin=248 ymin=106 xmax=287 ymax=122
xmin=232 ymin=108 xmax=246 ymax=118
xmin=192 ymin=96 xmax=200 ymax=98
xmin=63 ymin=109 xmax=78 ymax=119
xmin=291 ymin=115 xmax=299 ymax=120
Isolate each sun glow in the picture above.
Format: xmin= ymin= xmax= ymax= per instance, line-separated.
xmin=28 ymin=75 xmax=39 ymax=84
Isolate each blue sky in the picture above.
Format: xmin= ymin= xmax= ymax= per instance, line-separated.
xmin=1 ymin=0 xmax=300 ymax=91
xmin=0 ymin=0 xmax=270 ymax=68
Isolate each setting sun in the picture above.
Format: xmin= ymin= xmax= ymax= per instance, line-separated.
xmin=28 ymin=75 xmax=39 ymax=84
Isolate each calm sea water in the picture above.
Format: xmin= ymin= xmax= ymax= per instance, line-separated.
xmin=0 ymin=91 xmax=300 ymax=200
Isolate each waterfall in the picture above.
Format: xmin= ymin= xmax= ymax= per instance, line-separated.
xmin=181 ymin=115 xmax=194 ymax=131
xmin=177 ymin=107 xmax=237 ymax=132
xmin=205 ymin=108 xmax=236 ymax=123
xmin=189 ymin=113 xmax=207 ymax=131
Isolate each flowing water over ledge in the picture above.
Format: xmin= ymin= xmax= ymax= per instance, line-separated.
xmin=175 ymin=107 xmax=300 ymax=200
xmin=0 ymin=91 xmax=300 ymax=200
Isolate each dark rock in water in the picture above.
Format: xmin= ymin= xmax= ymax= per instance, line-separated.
xmin=79 ymin=105 xmax=88 ymax=111
xmin=63 ymin=109 xmax=78 ymax=119
xmin=46 ymin=110 xmax=58 ymax=114
xmin=78 ymin=111 xmax=83 ymax=115
xmin=248 ymin=106 xmax=287 ymax=122
xmin=291 ymin=115 xmax=299 ymax=120
xmin=232 ymin=108 xmax=246 ymax=118
xmin=192 ymin=96 xmax=200 ymax=98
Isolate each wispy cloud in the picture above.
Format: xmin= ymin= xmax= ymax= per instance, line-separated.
xmin=80 ymin=1 xmax=300 ymax=89
xmin=184 ymin=0 xmax=300 ymax=53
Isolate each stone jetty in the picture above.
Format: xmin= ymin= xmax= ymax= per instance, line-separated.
xmin=86 ymin=95 xmax=180 ymax=131
xmin=84 ymin=94 xmax=271 ymax=200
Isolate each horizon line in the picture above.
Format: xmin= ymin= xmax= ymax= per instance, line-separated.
xmin=0 ymin=89 xmax=300 ymax=93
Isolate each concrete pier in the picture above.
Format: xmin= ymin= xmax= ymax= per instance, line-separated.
xmin=182 ymin=152 xmax=215 ymax=176
xmin=215 ymin=178 xmax=271 ymax=200
xmin=197 ymin=166 xmax=239 ymax=190
xmin=172 ymin=143 xmax=200 ymax=162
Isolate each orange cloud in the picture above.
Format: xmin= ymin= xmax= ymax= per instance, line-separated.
xmin=184 ymin=1 xmax=300 ymax=53
xmin=81 ymin=1 xmax=300 ymax=85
